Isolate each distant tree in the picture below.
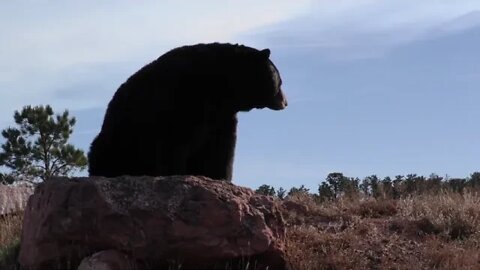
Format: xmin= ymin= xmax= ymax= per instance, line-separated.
xmin=325 ymin=172 xmax=359 ymax=198
xmin=415 ymin=175 xmax=427 ymax=194
xmin=447 ymin=178 xmax=466 ymax=193
xmin=288 ymin=185 xmax=310 ymax=196
xmin=318 ymin=182 xmax=334 ymax=201
xmin=345 ymin=177 xmax=360 ymax=198
xmin=392 ymin=175 xmax=404 ymax=198
xmin=361 ymin=175 xmax=381 ymax=198
xmin=468 ymin=172 xmax=480 ymax=189
xmin=426 ymin=173 xmax=443 ymax=193
xmin=0 ymin=105 xmax=87 ymax=182
xmin=255 ymin=184 xmax=276 ymax=196
xmin=370 ymin=175 xmax=382 ymax=198
xmin=325 ymin=172 xmax=343 ymax=197
xmin=359 ymin=178 xmax=369 ymax=196
xmin=276 ymin=187 xmax=287 ymax=200
xmin=381 ymin=176 xmax=393 ymax=198
xmin=404 ymin=174 xmax=418 ymax=195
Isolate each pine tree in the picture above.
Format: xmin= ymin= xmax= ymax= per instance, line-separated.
xmin=0 ymin=105 xmax=87 ymax=182
xmin=255 ymin=184 xmax=276 ymax=196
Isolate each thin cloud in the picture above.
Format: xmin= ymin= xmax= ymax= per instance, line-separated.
xmin=248 ymin=0 xmax=480 ymax=60
xmin=0 ymin=1 xmax=312 ymax=126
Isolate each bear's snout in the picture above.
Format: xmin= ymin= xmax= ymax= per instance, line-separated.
xmin=268 ymin=90 xmax=287 ymax=111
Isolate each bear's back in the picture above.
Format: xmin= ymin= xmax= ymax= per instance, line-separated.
xmin=103 ymin=43 xmax=261 ymax=124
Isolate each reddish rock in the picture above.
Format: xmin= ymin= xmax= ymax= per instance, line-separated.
xmin=19 ymin=176 xmax=287 ymax=270
xmin=78 ymin=250 xmax=136 ymax=270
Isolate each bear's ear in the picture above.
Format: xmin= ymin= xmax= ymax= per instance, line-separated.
xmin=260 ymin=49 xmax=271 ymax=58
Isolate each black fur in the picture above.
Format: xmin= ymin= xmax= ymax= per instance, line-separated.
xmin=88 ymin=43 xmax=287 ymax=181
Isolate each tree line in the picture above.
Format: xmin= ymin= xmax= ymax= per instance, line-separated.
xmin=256 ymin=172 xmax=480 ymax=200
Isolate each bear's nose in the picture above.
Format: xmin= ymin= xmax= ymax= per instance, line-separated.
xmin=268 ymin=90 xmax=287 ymax=110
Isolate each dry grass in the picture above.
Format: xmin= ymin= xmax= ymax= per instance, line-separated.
xmin=284 ymin=191 xmax=480 ymax=269
xmin=398 ymin=192 xmax=480 ymax=240
xmin=0 ymin=213 xmax=23 ymax=269
xmin=0 ymin=214 xmax=23 ymax=248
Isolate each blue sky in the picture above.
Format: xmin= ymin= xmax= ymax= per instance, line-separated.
xmin=1 ymin=1 xmax=479 ymax=191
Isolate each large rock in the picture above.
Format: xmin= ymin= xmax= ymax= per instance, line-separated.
xmin=0 ymin=183 xmax=34 ymax=216
xmin=18 ymin=176 xmax=287 ymax=270
xmin=77 ymin=250 xmax=135 ymax=270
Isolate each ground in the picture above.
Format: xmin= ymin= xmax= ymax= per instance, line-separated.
xmin=2 ymin=190 xmax=480 ymax=269
xmin=284 ymin=192 xmax=480 ymax=269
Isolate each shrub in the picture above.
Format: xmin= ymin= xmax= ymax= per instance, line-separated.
xmin=355 ymin=199 xmax=398 ymax=218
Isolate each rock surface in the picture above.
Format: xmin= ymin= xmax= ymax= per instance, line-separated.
xmin=18 ymin=176 xmax=287 ymax=270
xmin=77 ymin=250 xmax=136 ymax=270
xmin=0 ymin=183 xmax=34 ymax=216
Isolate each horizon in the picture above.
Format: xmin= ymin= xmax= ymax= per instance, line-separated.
xmin=1 ymin=1 xmax=479 ymax=191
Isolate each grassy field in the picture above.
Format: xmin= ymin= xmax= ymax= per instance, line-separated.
xmin=285 ymin=191 xmax=480 ymax=269
xmin=0 ymin=213 xmax=22 ymax=270
xmin=2 ymin=191 xmax=480 ymax=269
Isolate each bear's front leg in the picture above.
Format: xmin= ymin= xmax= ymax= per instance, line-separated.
xmin=187 ymin=115 xmax=238 ymax=181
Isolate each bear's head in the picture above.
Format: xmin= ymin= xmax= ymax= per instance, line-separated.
xmin=231 ymin=48 xmax=288 ymax=112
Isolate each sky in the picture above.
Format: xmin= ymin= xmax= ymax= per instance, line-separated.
xmin=1 ymin=1 xmax=479 ymax=191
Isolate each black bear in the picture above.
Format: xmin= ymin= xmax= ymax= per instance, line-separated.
xmin=88 ymin=43 xmax=287 ymax=181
